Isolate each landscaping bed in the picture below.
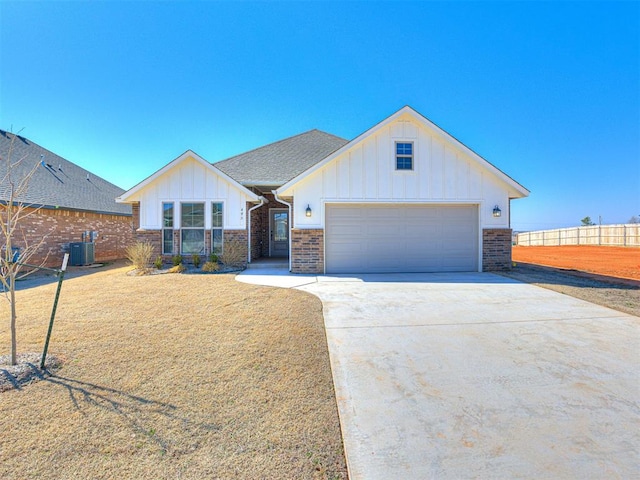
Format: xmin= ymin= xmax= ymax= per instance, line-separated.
xmin=0 ymin=262 xmax=347 ymax=479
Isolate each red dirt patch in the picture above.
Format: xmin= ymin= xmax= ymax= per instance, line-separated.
xmin=512 ymin=245 xmax=640 ymax=281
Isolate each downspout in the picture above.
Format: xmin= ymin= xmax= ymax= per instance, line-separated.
xmin=272 ymin=191 xmax=292 ymax=272
xmin=247 ymin=196 xmax=267 ymax=263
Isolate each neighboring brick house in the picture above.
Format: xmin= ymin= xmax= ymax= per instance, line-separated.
xmin=117 ymin=106 xmax=529 ymax=274
xmin=0 ymin=130 xmax=133 ymax=267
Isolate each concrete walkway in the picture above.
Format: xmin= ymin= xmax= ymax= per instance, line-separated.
xmin=237 ymin=270 xmax=640 ymax=479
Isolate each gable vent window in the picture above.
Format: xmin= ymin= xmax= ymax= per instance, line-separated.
xmin=162 ymin=202 xmax=174 ymax=254
xmin=396 ymin=142 xmax=413 ymax=170
xmin=181 ymin=202 xmax=205 ymax=255
xmin=211 ymin=202 xmax=224 ymax=255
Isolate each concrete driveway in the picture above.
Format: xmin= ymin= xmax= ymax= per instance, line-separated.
xmin=238 ymin=271 xmax=640 ymax=479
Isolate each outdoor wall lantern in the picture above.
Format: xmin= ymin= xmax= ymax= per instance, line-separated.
xmin=492 ymin=205 xmax=502 ymax=217
xmin=305 ymin=205 xmax=312 ymax=217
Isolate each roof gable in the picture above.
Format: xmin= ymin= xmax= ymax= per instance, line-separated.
xmin=0 ymin=130 xmax=131 ymax=215
xmin=277 ymin=106 xmax=529 ymax=198
xmin=214 ymin=129 xmax=348 ymax=187
xmin=117 ymin=150 xmax=260 ymax=203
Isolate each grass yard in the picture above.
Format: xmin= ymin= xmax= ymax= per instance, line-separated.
xmin=0 ymin=263 xmax=347 ymax=479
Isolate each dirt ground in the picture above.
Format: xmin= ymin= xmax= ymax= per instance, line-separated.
xmin=0 ymin=262 xmax=347 ymax=479
xmin=512 ymin=245 xmax=640 ymax=281
xmin=499 ymin=263 xmax=640 ymax=317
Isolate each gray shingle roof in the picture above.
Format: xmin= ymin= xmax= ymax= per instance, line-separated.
xmin=214 ymin=129 xmax=348 ymax=186
xmin=0 ymin=130 xmax=131 ymax=215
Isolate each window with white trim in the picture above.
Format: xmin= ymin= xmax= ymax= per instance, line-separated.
xmin=211 ymin=202 xmax=223 ymax=255
xmin=162 ymin=202 xmax=174 ymax=254
xmin=395 ymin=142 xmax=413 ymax=170
xmin=181 ymin=202 xmax=205 ymax=254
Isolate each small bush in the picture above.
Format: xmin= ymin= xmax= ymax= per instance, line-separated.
xmin=125 ymin=242 xmax=154 ymax=272
xmin=209 ymin=252 xmax=219 ymax=263
xmin=202 ymin=261 xmax=220 ymax=272
xmin=171 ymin=255 xmax=183 ymax=266
xmin=220 ymin=240 xmax=246 ymax=269
xmin=153 ymin=256 xmax=163 ymax=270
xmin=192 ymin=254 xmax=201 ymax=269
xmin=168 ymin=264 xmax=186 ymax=274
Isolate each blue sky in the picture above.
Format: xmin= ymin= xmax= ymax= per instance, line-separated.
xmin=1 ymin=1 xmax=638 ymax=231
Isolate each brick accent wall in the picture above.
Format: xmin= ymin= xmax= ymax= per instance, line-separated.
xmin=132 ymin=202 xmax=140 ymax=229
xmin=224 ymin=229 xmax=248 ymax=268
xmin=136 ymin=229 xmax=162 ymax=258
xmin=483 ymin=228 xmax=513 ymax=271
xmin=249 ymin=201 xmax=266 ymax=261
xmin=248 ymin=194 xmax=291 ymax=260
xmin=291 ymin=228 xmax=324 ymax=274
xmin=140 ymin=228 xmax=249 ymax=267
xmin=3 ymin=206 xmax=134 ymax=267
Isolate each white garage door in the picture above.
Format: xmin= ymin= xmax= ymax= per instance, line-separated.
xmin=325 ymin=204 xmax=478 ymax=273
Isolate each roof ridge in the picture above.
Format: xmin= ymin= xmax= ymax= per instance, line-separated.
xmin=214 ymin=129 xmax=346 ymax=165
xmin=310 ymin=128 xmax=350 ymax=143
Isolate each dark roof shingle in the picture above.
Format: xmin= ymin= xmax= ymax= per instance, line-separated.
xmin=214 ymin=129 xmax=348 ymax=186
xmin=0 ymin=130 xmax=131 ymax=215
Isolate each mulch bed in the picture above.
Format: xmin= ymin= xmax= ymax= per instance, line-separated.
xmin=0 ymin=353 xmax=63 ymax=392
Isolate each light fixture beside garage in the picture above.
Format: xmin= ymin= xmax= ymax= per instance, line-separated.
xmin=305 ymin=204 xmax=312 ymax=217
xmin=493 ymin=205 xmax=502 ymax=217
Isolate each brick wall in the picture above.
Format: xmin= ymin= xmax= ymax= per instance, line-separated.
xmin=136 ymin=230 xmax=162 ymax=259
xmin=291 ymin=228 xmax=323 ymax=274
xmin=132 ymin=202 xmax=140 ymax=229
xmin=249 ymin=194 xmax=291 ymax=260
xmin=3 ymin=206 xmax=134 ymax=267
xmin=223 ymin=229 xmax=248 ymax=268
xmin=249 ymin=201 xmax=265 ymax=261
xmin=482 ymin=228 xmax=512 ymax=271
xmin=139 ymin=228 xmax=249 ymax=267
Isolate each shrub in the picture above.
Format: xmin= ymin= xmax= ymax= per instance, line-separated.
xmin=125 ymin=242 xmax=154 ymax=272
xmin=153 ymin=256 xmax=163 ymax=270
xmin=168 ymin=263 xmax=186 ymax=273
xmin=202 ymin=261 xmax=220 ymax=272
xmin=220 ymin=240 xmax=246 ymax=269
xmin=171 ymin=255 xmax=183 ymax=266
xmin=209 ymin=252 xmax=219 ymax=263
xmin=192 ymin=254 xmax=201 ymax=269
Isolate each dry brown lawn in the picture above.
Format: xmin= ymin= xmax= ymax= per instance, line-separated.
xmin=0 ymin=262 xmax=347 ymax=479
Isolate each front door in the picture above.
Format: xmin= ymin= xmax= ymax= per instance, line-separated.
xmin=270 ymin=210 xmax=289 ymax=257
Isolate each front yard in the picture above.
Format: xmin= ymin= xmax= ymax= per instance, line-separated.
xmin=0 ymin=262 xmax=347 ymax=479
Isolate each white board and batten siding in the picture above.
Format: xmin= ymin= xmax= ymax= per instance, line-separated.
xmin=278 ymin=113 xmax=524 ymax=274
xmin=286 ymin=116 xmax=517 ymax=230
xmin=133 ymin=155 xmax=252 ymax=230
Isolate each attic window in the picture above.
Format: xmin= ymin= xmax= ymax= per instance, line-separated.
xmin=395 ymin=142 xmax=413 ymax=170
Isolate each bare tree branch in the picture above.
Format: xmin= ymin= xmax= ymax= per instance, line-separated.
xmin=1 ymin=129 xmax=56 ymax=365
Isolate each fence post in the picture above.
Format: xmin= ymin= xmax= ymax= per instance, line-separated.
xmin=624 ymin=225 xmax=627 ymax=246
xmin=598 ymin=225 xmax=601 ymax=245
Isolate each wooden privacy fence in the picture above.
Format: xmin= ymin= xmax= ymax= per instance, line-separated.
xmin=515 ymin=224 xmax=640 ymax=247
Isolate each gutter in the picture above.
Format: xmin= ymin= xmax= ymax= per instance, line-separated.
xmin=247 ymin=196 xmax=268 ymax=263
xmin=272 ymin=191 xmax=292 ymax=272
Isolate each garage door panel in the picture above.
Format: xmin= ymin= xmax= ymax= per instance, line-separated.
xmin=326 ymin=204 xmax=478 ymax=273
xmin=331 ymin=224 xmax=365 ymax=236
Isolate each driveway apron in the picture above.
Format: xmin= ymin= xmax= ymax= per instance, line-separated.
xmin=241 ymin=271 xmax=640 ymax=479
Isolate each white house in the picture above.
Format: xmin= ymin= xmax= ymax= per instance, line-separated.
xmin=117 ymin=106 xmax=529 ymax=273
